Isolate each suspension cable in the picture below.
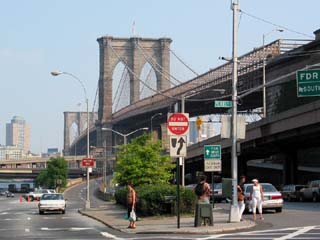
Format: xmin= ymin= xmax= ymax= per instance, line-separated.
xmin=140 ymin=66 xmax=154 ymax=96
xmin=135 ymin=42 xmax=182 ymax=85
xmin=113 ymin=65 xmax=129 ymax=104
xmin=114 ymin=69 xmax=130 ymax=112
xmin=107 ymin=44 xmax=179 ymax=100
xmin=167 ymin=47 xmax=199 ymax=76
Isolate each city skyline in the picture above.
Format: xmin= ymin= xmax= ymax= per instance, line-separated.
xmin=1 ymin=1 xmax=319 ymax=153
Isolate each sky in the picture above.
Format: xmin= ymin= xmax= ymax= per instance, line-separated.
xmin=0 ymin=0 xmax=319 ymax=154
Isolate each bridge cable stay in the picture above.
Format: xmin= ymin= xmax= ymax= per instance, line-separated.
xmin=139 ymin=66 xmax=154 ymax=97
xmin=113 ymin=67 xmax=130 ymax=112
xmin=109 ymin=43 xmax=235 ymax=103
xmin=112 ymin=64 xmax=128 ymax=104
xmin=107 ymin=44 xmax=179 ymax=100
xmin=135 ymin=42 xmax=182 ymax=85
xmin=91 ymin=82 xmax=99 ymax=117
xmin=166 ymin=47 xmax=199 ymax=76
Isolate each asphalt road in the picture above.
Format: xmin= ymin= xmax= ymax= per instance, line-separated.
xmin=0 ymin=181 xmax=123 ymax=240
xmin=1 ymin=182 xmax=319 ymax=240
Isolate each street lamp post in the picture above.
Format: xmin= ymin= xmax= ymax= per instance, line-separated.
xmin=101 ymin=127 xmax=149 ymax=146
xmin=51 ymin=70 xmax=91 ymax=209
xmin=229 ymin=0 xmax=240 ymax=222
xmin=150 ymin=113 xmax=162 ymax=135
xmin=262 ymin=29 xmax=284 ymax=118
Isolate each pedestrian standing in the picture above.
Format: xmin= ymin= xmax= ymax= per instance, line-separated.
xmin=250 ymin=179 xmax=264 ymax=221
xmin=127 ymin=183 xmax=137 ymax=229
xmin=237 ymin=175 xmax=246 ymax=221
xmin=194 ymin=175 xmax=212 ymax=204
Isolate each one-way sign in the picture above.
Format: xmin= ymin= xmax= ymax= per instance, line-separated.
xmin=170 ymin=136 xmax=187 ymax=157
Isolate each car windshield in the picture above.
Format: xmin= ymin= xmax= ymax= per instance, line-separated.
xmin=245 ymin=184 xmax=278 ymax=193
xmin=41 ymin=194 xmax=64 ymax=200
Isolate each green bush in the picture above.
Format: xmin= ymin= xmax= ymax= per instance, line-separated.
xmin=115 ymin=184 xmax=196 ymax=216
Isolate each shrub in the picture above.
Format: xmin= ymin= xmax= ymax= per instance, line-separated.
xmin=115 ymin=184 xmax=196 ymax=216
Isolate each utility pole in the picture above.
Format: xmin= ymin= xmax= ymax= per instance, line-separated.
xmin=229 ymin=0 xmax=240 ymax=222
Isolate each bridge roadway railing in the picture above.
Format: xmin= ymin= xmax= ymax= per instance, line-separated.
xmin=112 ymin=39 xmax=307 ymax=123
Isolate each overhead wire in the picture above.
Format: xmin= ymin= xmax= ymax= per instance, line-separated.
xmin=239 ymin=9 xmax=313 ymax=38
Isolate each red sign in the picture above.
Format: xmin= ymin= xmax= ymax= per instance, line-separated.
xmin=82 ymin=158 xmax=95 ymax=167
xmin=167 ymin=113 xmax=189 ymax=135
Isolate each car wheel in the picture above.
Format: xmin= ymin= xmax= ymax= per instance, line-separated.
xmin=275 ymin=207 xmax=282 ymax=213
xmin=312 ymin=193 xmax=318 ymax=202
xmin=62 ymin=210 xmax=65 ymax=214
xmin=39 ymin=210 xmax=44 ymax=215
xmin=30 ymin=196 xmax=34 ymax=201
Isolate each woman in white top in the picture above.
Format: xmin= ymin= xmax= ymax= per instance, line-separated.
xmin=250 ymin=179 xmax=264 ymax=221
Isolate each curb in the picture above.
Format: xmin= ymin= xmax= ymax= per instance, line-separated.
xmin=78 ymin=209 xmax=256 ymax=235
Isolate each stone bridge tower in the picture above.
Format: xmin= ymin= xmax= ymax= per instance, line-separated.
xmin=63 ymin=111 xmax=98 ymax=155
xmin=96 ymin=36 xmax=172 ymax=147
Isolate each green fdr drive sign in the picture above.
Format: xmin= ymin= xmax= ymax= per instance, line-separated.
xmin=296 ymin=69 xmax=320 ymax=97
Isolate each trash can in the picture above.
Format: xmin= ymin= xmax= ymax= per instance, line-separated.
xmin=164 ymin=195 xmax=176 ymax=214
xmin=194 ymin=203 xmax=213 ymax=227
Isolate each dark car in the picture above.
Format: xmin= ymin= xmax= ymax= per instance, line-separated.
xmin=282 ymin=184 xmax=307 ymax=202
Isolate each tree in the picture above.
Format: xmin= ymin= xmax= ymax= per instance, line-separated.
xmin=36 ymin=157 xmax=68 ymax=188
xmin=114 ymin=134 xmax=174 ymax=186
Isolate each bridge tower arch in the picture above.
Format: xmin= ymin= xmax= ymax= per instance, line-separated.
xmin=63 ymin=111 xmax=98 ymax=155
xmin=96 ymin=36 xmax=172 ymax=146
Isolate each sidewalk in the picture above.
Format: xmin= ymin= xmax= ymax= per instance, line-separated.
xmin=79 ymin=202 xmax=256 ymax=235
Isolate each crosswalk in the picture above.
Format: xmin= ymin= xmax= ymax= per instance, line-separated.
xmin=201 ymin=225 xmax=320 ymax=240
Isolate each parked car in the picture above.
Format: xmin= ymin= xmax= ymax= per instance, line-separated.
xmin=186 ymin=183 xmax=225 ymax=203
xmin=212 ymin=183 xmax=226 ymax=203
xmin=299 ymin=180 xmax=320 ymax=202
xmin=6 ymin=191 xmax=14 ymax=198
xmin=38 ymin=193 xmax=66 ymax=214
xmin=282 ymin=184 xmax=307 ymax=202
xmin=244 ymin=183 xmax=283 ymax=213
xmin=25 ymin=189 xmax=54 ymax=201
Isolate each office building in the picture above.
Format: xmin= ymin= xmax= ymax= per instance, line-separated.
xmin=6 ymin=116 xmax=30 ymax=153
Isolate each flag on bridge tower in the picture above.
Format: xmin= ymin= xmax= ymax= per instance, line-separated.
xmin=131 ymin=20 xmax=136 ymax=36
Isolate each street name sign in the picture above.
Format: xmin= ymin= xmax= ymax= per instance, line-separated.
xmin=169 ymin=135 xmax=187 ymax=157
xmin=167 ymin=113 xmax=189 ymax=136
xmin=296 ymin=69 xmax=320 ymax=97
xmin=204 ymin=145 xmax=221 ymax=172
xmin=214 ymin=100 xmax=232 ymax=108
xmin=82 ymin=157 xmax=95 ymax=167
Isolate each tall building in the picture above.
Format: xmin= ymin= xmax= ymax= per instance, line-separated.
xmin=6 ymin=116 xmax=30 ymax=153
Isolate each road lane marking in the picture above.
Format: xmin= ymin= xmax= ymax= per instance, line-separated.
xmin=275 ymin=226 xmax=316 ymax=240
xmin=41 ymin=227 xmax=94 ymax=231
xmin=25 ymin=228 xmax=30 ymax=232
xmin=101 ymin=232 xmax=124 ymax=240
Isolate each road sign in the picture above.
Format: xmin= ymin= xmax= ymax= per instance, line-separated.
xmin=169 ymin=136 xmax=187 ymax=157
xmin=214 ymin=100 xmax=232 ymax=108
xmin=167 ymin=113 xmax=189 ymax=136
xmin=196 ymin=117 xmax=202 ymax=130
xmin=204 ymin=145 xmax=221 ymax=160
xmin=296 ymin=69 xmax=320 ymax=97
xmin=204 ymin=145 xmax=221 ymax=172
xmin=82 ymin=158 xmax=95 ymax=167
xmin=205 ymin=160 xmax=221 ymax=172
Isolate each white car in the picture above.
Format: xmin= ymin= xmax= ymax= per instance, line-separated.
xmin=244 ymin=183 xmax=283 ymax=213
xmin=38 ymin=193 xmax=66 ymax=214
